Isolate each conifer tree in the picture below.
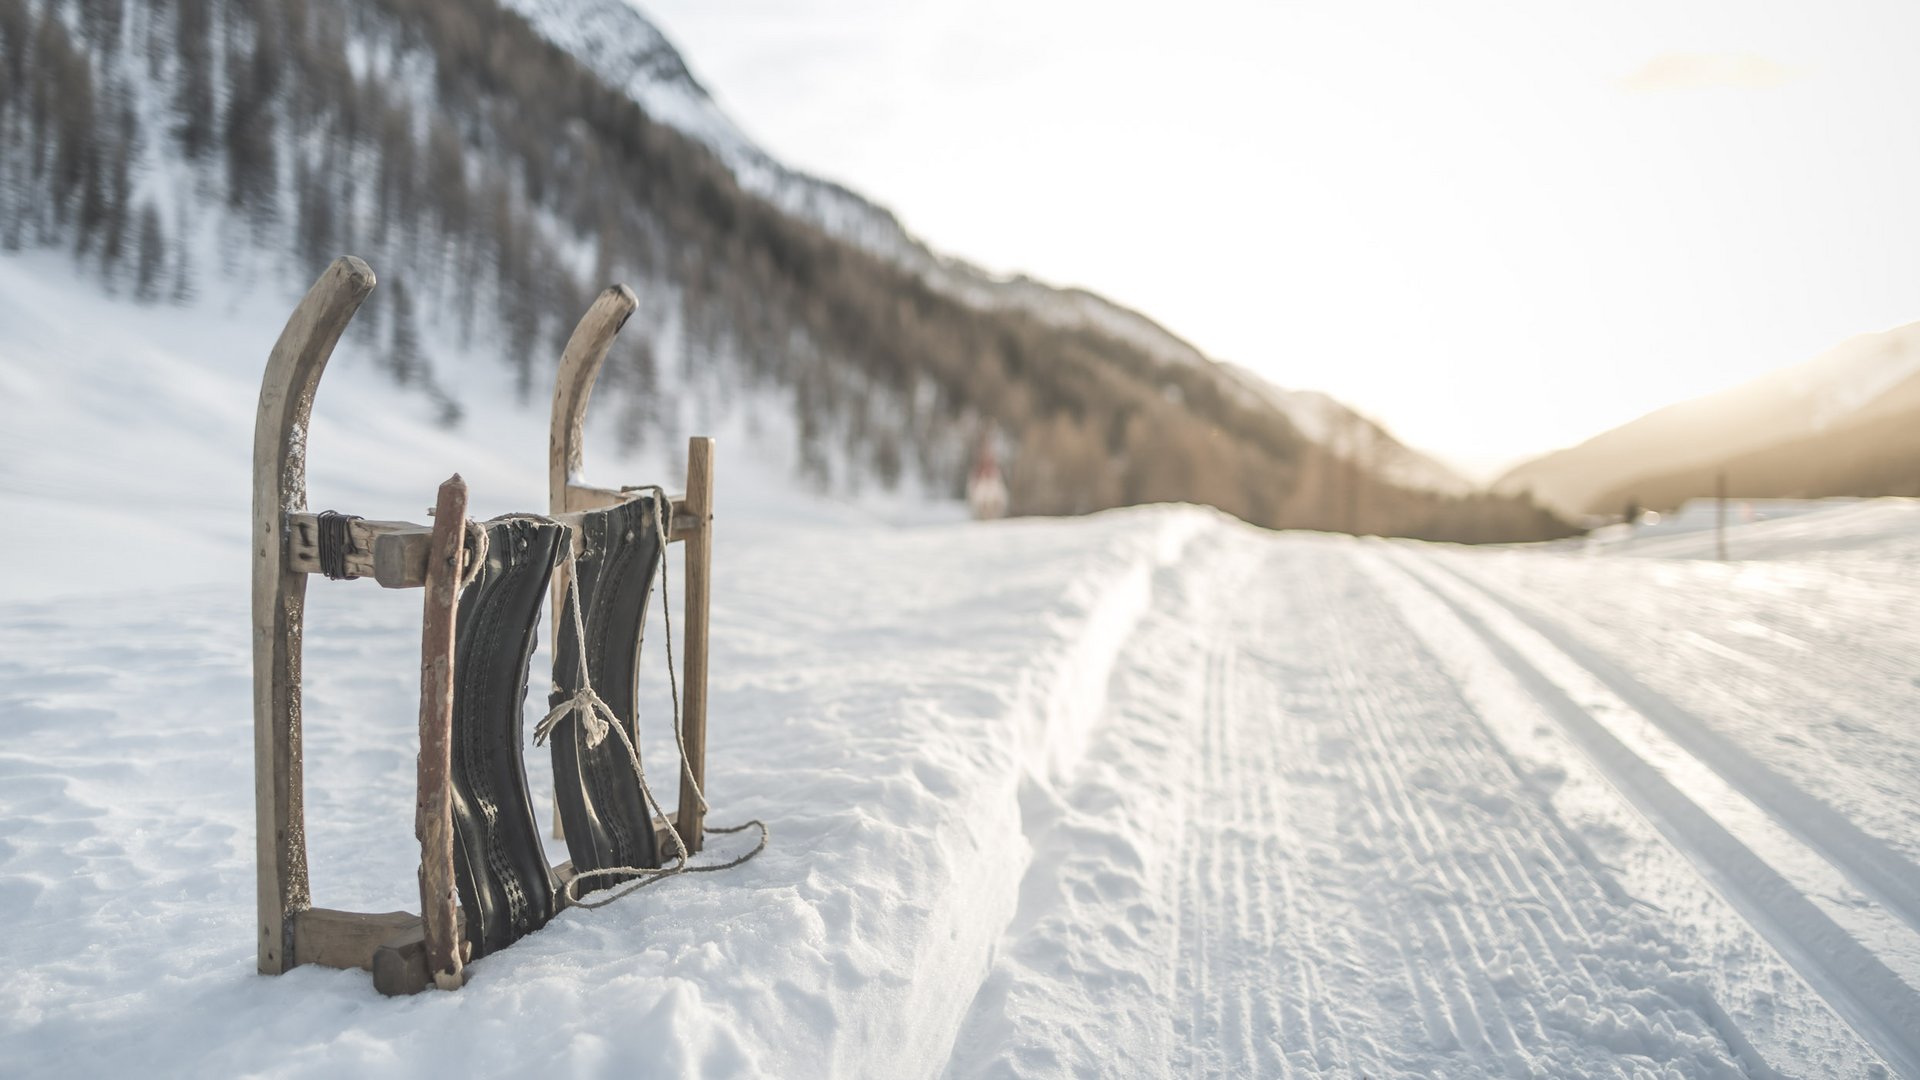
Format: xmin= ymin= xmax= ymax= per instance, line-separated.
xmin=134 ymin=203 xmax=166 ymax=303
xmin=388 ymin=277 xmax=424 ymax=387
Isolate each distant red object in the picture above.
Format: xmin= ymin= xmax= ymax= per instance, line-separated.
xmin=968 ymin=441 xmax=1008 ymax=520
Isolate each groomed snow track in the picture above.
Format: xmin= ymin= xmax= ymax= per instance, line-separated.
xmin=1374 ymin=546 xmax=1920 ymax=1077
xmin=945 ymin=517 xmax=1912 ymax=1078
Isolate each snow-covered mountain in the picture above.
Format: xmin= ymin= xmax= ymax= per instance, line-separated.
xmin=0 ymin=0 xmax=1563 ymax=540
xmin=500 ymin=0 xmax=1474 ymax=496
xmin=1497 ymin=321 xmax=1920 ymax=517
xmin=1221 ymin=366 xmax=1474 ymax=496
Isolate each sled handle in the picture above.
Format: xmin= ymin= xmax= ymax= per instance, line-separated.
xmin=252 ymin=256 xmax=376 ymax=974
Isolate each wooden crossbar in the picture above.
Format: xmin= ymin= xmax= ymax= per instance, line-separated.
xmin=284 ymin=496 xmax=703 ymax=589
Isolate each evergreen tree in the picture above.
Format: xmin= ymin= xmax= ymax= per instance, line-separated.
xmin=133 ymin=203 xmax=166 ymax=303
xmin=172 ymin=0 xmax=215 ymax=160
xmin=388 ymin=277 xmax=424 ymax=387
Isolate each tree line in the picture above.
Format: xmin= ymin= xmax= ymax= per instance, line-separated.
xmin=0 ymin=0 xmax=1576 ymax=542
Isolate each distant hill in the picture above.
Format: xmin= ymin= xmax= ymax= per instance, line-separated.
xmin=1590 ymin=385 xmax=1920 ymax=513
xmin=1497 ymin=322 xmax=1920 ymax=517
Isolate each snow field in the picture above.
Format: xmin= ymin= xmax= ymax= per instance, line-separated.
xmin=0 ymin=500 xmax=1208 ymax=1076
xmin=6 ymin=487 xmax=1920 ymax=1075
xmin=5 ymin=248 xmax=1920 ymax=1075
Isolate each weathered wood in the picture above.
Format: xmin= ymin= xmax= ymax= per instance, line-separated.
xmin=287 ymin=504 xmax=696 ymax=594
xmin=417 ymin=476 xmax=467 ymax=991
xmin=547 ymin=287 xmax=638 ymax=843
xmin=676 ymin=437 xmax=715 ymax=853
xmin=562 ymin=482 xmax=629 ymax=513
xmin=293 ymin=908 xmax=420 ymax=972
xmin=550 ymin=286 xmax=640 ymax=515
xmin=668 ymin=506 xmax=703 ymax=540
xmin=369 ymin=908 xmax=468 ymax=996
xmin=569 ymin=488 xmax=703 ymax=539
xmin=549 ymin=287 xmax=640 ymax=627
xmin=253 ymin=256 xmax=376 ymax=974
xmin=655 ymin=814 xmax=684 ymax=865
xmin=371 ymin=923 xmax=433 ymax=996
xmin=284 ymin=514 xmax=435 ymax=588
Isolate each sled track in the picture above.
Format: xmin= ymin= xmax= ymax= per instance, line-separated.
xmin=1382 ymin=546 xmax=1920 ymax=1077
xmin=1162 ymin=542 xmax=1764 ymax=1076
xmin=951 ymin=531 xmax=1902 ymax=1077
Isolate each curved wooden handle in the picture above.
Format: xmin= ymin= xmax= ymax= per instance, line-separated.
xmin=549 ymin=284 xmax=639 ymax=514
xmin=252 ymin=256 xmax=375 ymax=975
xmin=547 ymin=285 xmax=637 ymax=842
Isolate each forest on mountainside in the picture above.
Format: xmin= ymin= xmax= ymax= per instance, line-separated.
xmin=0 ymin=0 xmax=1576 ymax=542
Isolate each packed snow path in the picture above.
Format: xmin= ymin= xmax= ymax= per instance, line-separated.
xmin=4 ymin=501 xmax=1919 ymax=1077
xmin=946 ymin=513 xmax=1915 ymax=1078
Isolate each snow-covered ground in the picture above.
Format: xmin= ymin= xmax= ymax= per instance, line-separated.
xmin=5 ymin=255 xmax=1920 ymax=1076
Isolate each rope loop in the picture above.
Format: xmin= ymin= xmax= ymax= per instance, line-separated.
xmin=458 ymin=518 xmax=490 ymax=591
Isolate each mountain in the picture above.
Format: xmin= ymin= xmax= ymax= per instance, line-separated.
xmin=0 ymin=0 xmax=1565 ymax=541
xmin=1497 ymin=322 xmax=1920 ymax=518
xmin=1586 ymin=383 xmax=1920 ymax=513
xmin=501 ymin=0 xmax=1482 ymax=497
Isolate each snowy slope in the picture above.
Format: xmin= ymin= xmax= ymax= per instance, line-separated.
xmin=6 ymin=243 xmax=1920 ymax=1075
xmin=1499 ymin=321 xmax=1920 ymax=517
xmin=0 ymin=250 xmax=951 ymax=605
xmin=498 ymin=0 xmax=1473 ymax=496
xmin=1223 ymin=365 xmax=1475 ymax=495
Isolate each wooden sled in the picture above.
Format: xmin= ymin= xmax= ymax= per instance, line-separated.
xmin=252 ymin=257 xmax=714 ymax=994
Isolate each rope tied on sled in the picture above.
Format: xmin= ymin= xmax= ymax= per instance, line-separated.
xmin=316 ymin=510 xmax=363 ymax=580
xmin=464 ymin=490 xmax=766 ymax=908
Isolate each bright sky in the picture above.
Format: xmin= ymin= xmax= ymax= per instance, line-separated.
xmin=638 ymin=0 xmax=1920 ymax=477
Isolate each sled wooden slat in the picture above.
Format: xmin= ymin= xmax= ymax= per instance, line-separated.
xmin=293 ymin=908 xmax=421 ymax=972
xmin=677 ymin=437 xmax=715 ymax=854
xmin=417 ymin=476 xmax=468 ymax=991
xmin=561 ymin=485 xmax=705 ymax=538
xmin=563 ymin=482 xmax=629 ymax=512
xmin=561 ymin=482 xmax=703 ymax=531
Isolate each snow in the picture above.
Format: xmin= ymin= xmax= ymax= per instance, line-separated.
xmin=5 ymin=246 xmax=1919 ymax=1076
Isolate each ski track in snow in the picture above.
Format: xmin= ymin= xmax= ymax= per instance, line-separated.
xmin=940 ymin=512 xmax=1914 ymax=1079
xmin=1373 ymin=550 xmax=1913 ymax=1074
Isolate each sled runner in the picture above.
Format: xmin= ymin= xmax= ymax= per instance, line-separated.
xmin=252 ymin=258 xmax=725 ymax=995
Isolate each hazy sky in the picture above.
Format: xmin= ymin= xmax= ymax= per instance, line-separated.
xmin=638 ymin=0 xmax=1920 ymax=477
